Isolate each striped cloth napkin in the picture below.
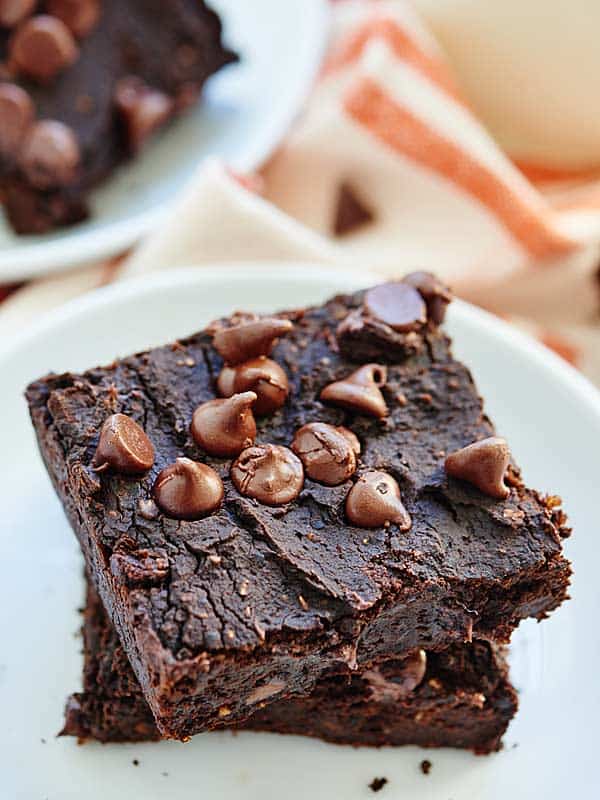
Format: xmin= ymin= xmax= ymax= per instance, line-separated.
xmin=2 ymin=0 xmax=600 ymax=382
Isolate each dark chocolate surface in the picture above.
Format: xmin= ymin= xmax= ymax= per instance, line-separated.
xmin=0 ymin=0 xmax=236 ymax=233
xmin=26 ymin=288 xmax=570 ymax=738
xmin=63 ymin=584 xmax=518 ymax=754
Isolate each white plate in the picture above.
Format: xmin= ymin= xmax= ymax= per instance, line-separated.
xmin=1 ymin=266 xmax=598 ymax=799
xmin=0 ymin=0 xmax=329 ymax=281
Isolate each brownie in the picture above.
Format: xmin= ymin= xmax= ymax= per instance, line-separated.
xmin=26 ymin=279 xmax=570 ymax=739
xmin=63 ymin=584 xmax=518 ymax=754
xmin=0 ymin=0 xmax=236 ymax=234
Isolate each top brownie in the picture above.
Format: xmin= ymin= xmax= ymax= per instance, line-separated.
xmin=0 ymin=0 xmax=236 ymax=234
xmin=26 ymin=276 xmax=571 ymax=739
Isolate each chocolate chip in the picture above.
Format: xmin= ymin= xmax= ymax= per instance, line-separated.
xmin=213 ymin=317 xmax=292 ymax=365
xmin=92 ymin=413 xmax=154 ymax=475
xmin=364 ymin=282 xmax=427 ymax=332
xmin=291 ymin=422 xmax=359 ymax=486
xmin=231 ymin=444 xmax=304 ymax=505
xmin=191 ymin=391 xmax=257 ymax=458
xmin=363 ymin=650 xmax=426 ymax=701
xmin=218 ymin=357 xmax=289 ymax=416
xmin=153 ymin=458 xmax=224 ymax=520
xmin=0 ymin=0 xmax=36 ymax=28
xmin=9 ymin=15 xmax=78 ymax=82
xmin=46 ymin=0 xmax=100 ymax=38
xmin=320 ymin=363 xmax=388 ymax=418
xmin=346 ymin=471 xmax=412 ymax=529
xmin=333 ymin=181 xmax=374 ymax=236
xmin=402 ymin=271 xmax=452 ymax=325
xmin=445 ymin=436 xmax=510 ymax=499
xmin=0 ymin=82 xmax=34 ymax=159
xmin=114 ymin=76 xmax=173 ymax=152
xmin=19 ymin=119 xmax=80 ymax=188
xmin=395 ymin=649 xmax=427 ymax=694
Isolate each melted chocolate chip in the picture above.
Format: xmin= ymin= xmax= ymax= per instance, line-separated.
xmin=19 ymin=119 xmax=80 ymax=188
xmin=153 ymin=458 xmax=224 ymax=520
xmin=364 ymin=282 xmax=427 ymax=332
xmin=9 ymin=15 xmax=78 ymax=82
xmin=402 ymin=271 xmax=452 ymax=325
xmin=231 ymin=444 xmax=304 ymax=505
xmin=0 ymin=82 xmax=34 ymax=159
xmin=46 ymin=0 xmax=100 ymax=38
xmin=445 ymin=436 xmax=510 ymax=499
xmin=364 ymin=649 xmax=427 ymax=701
xmin=0 ymin=0 xmax=36 ymax=28
xmin=346 ymin=471 xmax=412 ymax=529
xmin=213 ymin=317 xmax=293 ymax=365
xmin=291 ymin=422 xmax=359 ymax=486
xmin=191 ymin=391 xmax=257 ymax=458
xmin=92 ymin=414 xmax=154 ymax=475
xmin=114 ymin=76 xmax=173 ymax=152
xmin=320 ymin=363 xmax=388 ymax=418
xmin=333 ymin=182 xmax=374 ymax=236
xmin=217 ymin=357 xmax=289 ymax=416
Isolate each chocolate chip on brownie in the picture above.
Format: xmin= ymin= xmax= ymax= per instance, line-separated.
xmin=212 ymin=317 xmax=293 ymax=365
xmin=153 ymin=458 xmax=224 ymax=520
xmin=292 ymin=422 xmax=359 ymax=486
xmin=364 ymin=282 xmax=427 ymax=333
xmin=19 ymin=119 xmax=80 ymax=188
xmin=231 ymin=444 xmax=304 ymax=505
xmin=8 ymin=15 xmax=79 ymax=82
xmin=321 ymin=363 xmax=388 ymax=418
xmin=191 ymin=392 xmax=258 ymax=458
xmin=402 ymin=271 xmax=452 ymax=325
xmin=92 ymin=413 xmax=154 ymax=475
xmin=218 ymin=357 xmax=290 ymax=416
xmin=346 ymin=470 xmax=412 ymax=529
xmin=445 ymin=436 xmax=510 ymax=500
xmin=0 ymin=82 xmax=34 ymax=158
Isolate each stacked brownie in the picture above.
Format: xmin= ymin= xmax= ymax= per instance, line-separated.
xmin=0 ymin=0 xmax=236 ymax=233
xmin=26 ymin=275 xmax=571 ymax=751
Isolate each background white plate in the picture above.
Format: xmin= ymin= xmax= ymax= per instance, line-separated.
xmin=0 ymin=0 xmax=329 ymax=281
xmin=1 ymin=266 xmax=598 ymax=799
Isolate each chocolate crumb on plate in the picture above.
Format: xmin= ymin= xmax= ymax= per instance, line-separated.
xmin=369 ymin=777 xmax=388 ymax=793
xmin=420 ymin=759 xmax=432 ymax=775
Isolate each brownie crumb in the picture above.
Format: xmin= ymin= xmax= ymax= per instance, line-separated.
xmin=420 ymin=759 xmax=432 ymax=775
xmin=369 ymin=777 xmax=388 ymax=792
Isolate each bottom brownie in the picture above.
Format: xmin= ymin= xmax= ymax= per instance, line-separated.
xmin=62 ymin=586 xmax=518 ymax=753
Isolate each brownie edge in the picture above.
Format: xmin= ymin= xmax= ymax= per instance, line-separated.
xmin=63 ymin=584 xmax=518 ymax=754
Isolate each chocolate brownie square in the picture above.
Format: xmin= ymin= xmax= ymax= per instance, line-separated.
xmin=0 ymin=0 xmax=236 ymax=234
xmin=63 ymin=583 xmax=518 ymax=754
xmin=26 ymin=276 xmax=570 ymax=738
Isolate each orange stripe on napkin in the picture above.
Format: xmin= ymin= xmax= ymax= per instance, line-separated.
xmin=345 ymin=78 xmax=578 ymax=260
xmin=515 ymin=160 xmax=600 ymax=185
xmin=325 ymin=16 xmax=461 ymax=102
